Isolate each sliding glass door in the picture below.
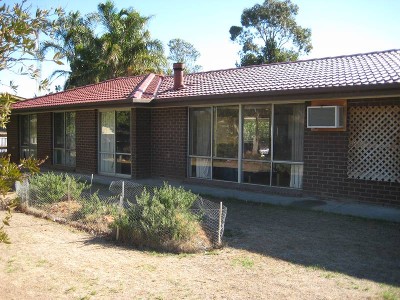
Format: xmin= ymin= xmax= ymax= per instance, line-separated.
xmin=188 ymin=103 xmax=305 ymax=189
xmin=99 ymin=110 xmax=131 ymax=176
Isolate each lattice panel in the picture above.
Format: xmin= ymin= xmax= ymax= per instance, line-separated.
xmin=348 ymin=105 xmax=400 ymax=183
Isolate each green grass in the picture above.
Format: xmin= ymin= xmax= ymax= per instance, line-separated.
xmin=383 ymin=290 xmax=399 ymax=300
xmin=232 ymin=256 xmax=255 ymax=268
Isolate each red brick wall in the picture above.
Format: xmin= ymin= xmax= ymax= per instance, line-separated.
xmin=6 ymin=114 xmax=19 ymax=162
xmin=151 ymin=107 xmax=187 ymax=179
xmin=131 ymin=108 xmax=151 ymax=179
xmin=37 ymin=113 xmax=52 ymax=166
xmin=303 ymin=98 xmax=400 ymax=206
xmin=76 ymin=110 xmax=98 ymax=174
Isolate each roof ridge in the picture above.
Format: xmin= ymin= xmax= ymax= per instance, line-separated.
xmin=130 ymin=73 xmax=156 ymax=99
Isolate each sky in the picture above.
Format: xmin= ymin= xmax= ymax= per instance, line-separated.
xmin=1 ymin=0 xmax=400 ymax=98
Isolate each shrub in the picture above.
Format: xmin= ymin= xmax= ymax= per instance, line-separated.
xmin=114 ymin=183 xmax=202 ymax=251
xmin=78 ymin=192 xmax=118 ymax=221
xmin=29 ymin=172 xmax=88 ymax=205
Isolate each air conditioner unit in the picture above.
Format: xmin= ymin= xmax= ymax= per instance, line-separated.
xmin=307 ymin=106 xmax=344 ymax=128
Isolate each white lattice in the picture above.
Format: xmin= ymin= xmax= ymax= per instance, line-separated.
xmin=348 ymin=105 xmax=400 ymax=183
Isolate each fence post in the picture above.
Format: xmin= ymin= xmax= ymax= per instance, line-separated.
xmin=90 ymin=174 xmax=93 ymax=195
xmin=218 ymin=201 xmax=223 ymax=245
xmin=67 ymin=178 xmax=71 ymax=202
xmin=116 ymin=181 xmax=125 ymax=241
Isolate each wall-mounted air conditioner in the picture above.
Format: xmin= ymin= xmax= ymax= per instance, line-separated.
xmin=307 ymin=106 xmax=344 ymax=128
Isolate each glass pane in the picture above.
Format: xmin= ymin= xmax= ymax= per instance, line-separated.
xmin=65 ymin=150 xmax=76 ymax=167
xmin=189 ymin=108 xmax=211 ymax=156
xmin=65 ymin=112 xmax=76 ymax=150
xmin=29 ymin=147 xmax=37 ymax=159
xmin=53 ymin=113 xmax=64 ymax=148
xmin=190 ymin=157 xmax=211 ymax=179
xmin=272 ymin=163 xmax=303 ymax=188
xmin=214 ymin=106 xmax=239 ymax=158
xmin=242 ymin=161 xmax=271 ymax=185
xmin=30 ymin=114 xmax=37 ymax=146
xmin=273 ymin=104 xmax=304 ymax=161
xmin=116 ymin=111 xmax=130 ymax=154
xmin=116 ymin=154 xmax=131 ymax=175
xmin=20 ymin=115 xmax=29 ymax=146
xmin=21 ymin=148 xmax=30 ymax=159
xmin=243 ymin=105 xmax=271 ymax=160
xmin=100 ymin=112 xmax=115 ymax=153
xmin=53 ymin=149 xmax=64 ymax=165
xmin=100 ymin=153 xmax=115 ymax=173
xmin=213 ymin=159 xmax=238 ymax=182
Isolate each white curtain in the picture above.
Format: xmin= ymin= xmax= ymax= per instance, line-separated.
xmin=100 ymin=112 xmax=115 ymax=173
xmin=289 ymin=104 xmax=304 ymax=188
xmin=191 ymin=108 xmax=211 ymax=179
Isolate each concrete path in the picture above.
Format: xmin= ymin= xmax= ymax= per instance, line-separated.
xmin=71 ymin=172 xmax=400 ymax=223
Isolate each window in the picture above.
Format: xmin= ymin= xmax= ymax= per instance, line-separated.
xmin=99 ymin=110 xmax=131 ymax=176
xmin=20 ymin=114 xmax=37 ymax=159
xmin=188 ymin=103 xmax=305 ymax=188
xmin=53 ymin=112 xmax=76 ymax=166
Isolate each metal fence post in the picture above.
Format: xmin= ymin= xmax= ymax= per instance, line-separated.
xmin=218 ymin=201 xmax=223 ymax=245
xmin=116 ymin=181 xmax=125 ymax=241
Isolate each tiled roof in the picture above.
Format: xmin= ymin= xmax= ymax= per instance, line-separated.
xmin=12 ymin=49 xmax=400 ymax=110
xmin=156 ymin=49 xmax=400 ymax=99
xmin=12 ymin=74 xmax=163 ymax=109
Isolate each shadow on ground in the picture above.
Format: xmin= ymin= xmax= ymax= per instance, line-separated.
xmin=221 ymin=198 xmax=400 ymax=287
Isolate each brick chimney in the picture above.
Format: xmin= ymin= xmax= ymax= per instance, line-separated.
xmin=173 ymin=63 xmax=185 ymax=90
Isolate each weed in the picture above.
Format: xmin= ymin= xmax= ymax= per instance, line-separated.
xmin=64 ymin=287 xmax=76 ymax=294
xmin=232 ymin=256 xmax=254 ymax=268
xmin=383 ymin=290 xmax=399 ymax=300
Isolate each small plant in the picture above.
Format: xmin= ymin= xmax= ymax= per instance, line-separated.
xmin=114 ymin=183 xmax=203 ymax=252
xmin=78 ymin=192 xmax=118 ymax=221
xmin=29 ymin=172 xmax=88 ymax=205
xmin=232 ymin=256 xmax=255 ymax=268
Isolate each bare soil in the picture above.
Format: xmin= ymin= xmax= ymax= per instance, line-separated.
xmin=1 ymin=197 xmax=400 ymax=300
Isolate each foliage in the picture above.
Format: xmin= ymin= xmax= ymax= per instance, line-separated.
xmin=29 ymin=172 xmax=88 ymax=205
xmin=78 ymin=192 xmax=118 ymax=221
xmin=42 ymin=0 xmax=167 ymax=89
xmin=229 ymin=0 xmax=312 ymax=66
xmin=0 ymin=155 xmax=43 ymax=196
xmin=0 ymin=198 xmax=17 ymax=244
xmin=114 ymin=183 xmax=200 ymax=249
xmin=0 ymin=155 xmax=44 ymax=244
xmin=167 ymin=38 xmax=202 ymax=74
xmin=0 ymin=1 xmax=64 ymax=126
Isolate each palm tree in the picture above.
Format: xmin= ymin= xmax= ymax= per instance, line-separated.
xmin=42 ymin=1 xmax=167 ymax=90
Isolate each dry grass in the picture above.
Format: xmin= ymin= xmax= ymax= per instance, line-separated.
xmin=1 ymin=197 xmax=399 ymax=299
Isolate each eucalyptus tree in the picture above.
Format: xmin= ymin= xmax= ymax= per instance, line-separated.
xmin=229 ymin=0 xmax=312 ymax=66
xmin=167 ymin=38 xmax=202 ymax=74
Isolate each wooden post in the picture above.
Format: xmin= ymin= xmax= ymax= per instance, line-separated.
xmin=218 ymin=201 xmax=223 ymax=245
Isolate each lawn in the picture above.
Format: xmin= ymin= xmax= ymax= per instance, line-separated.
xmin=1 ymin=198 xmax=399 ymax=299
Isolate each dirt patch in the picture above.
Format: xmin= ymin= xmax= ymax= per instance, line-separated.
xmin=1 ymin=199 xmax=400 ymax=299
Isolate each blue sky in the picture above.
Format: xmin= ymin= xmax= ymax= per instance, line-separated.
xmin=2 ymin=0 xmax=400 ymax=98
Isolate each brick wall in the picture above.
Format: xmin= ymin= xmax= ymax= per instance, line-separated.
xmin=6 ymin=114 xmax=19 ymax=162
xmin=151 ymin=107 xmax=187 ymax=179
xmin=76 ymin=110 xmax=98 ymax=174
xmin=131 ymin=108 xmax=151 ymax=178
xmin=37 ymin=113 xmax=52 ymax=166
xmin=303 ymin=98 xmax=400 ymax=206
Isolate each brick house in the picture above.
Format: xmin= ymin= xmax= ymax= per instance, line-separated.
xmin=7 ymin=49 xmax=400 ymax=206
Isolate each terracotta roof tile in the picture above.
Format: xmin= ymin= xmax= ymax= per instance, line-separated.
xmin=12 ymin=49 xmax=400 ymax=110
xmin=156 ymin=49 xmax=400 ymax=100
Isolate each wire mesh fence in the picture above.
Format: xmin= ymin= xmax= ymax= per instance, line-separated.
xmin=15 ymin=176 xmax=227 ymax=252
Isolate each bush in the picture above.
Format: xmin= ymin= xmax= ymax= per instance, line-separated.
xmin=114 ymin=183 xmax=202 ymax=251
xmin=29 ymin=172 xmax=88 ymax=205
xmin=78 ymin=192 xmax=118 ymax=221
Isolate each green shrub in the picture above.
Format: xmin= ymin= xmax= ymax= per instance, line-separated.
xmin=114 ymin=183 xmax=201 ymax=250
xmin=78 ymin=192 xmax=118 ymax=221
xmin=29 ymin=172 xmax=88 ymax=205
